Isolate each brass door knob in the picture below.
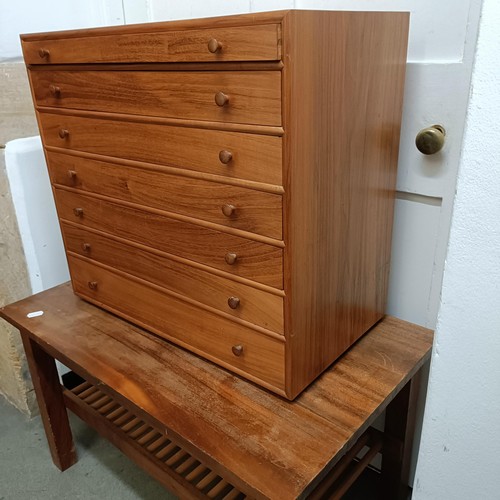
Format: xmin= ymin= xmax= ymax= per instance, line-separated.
xmin=225 ymin=252 xmax=237 ymax=265
xmin=228 ymin=296 xmax=240 ymax=309
xmin=232 ymin=345 xmax=243 ymax=357
xmin=219 ymin=150 xmax=233 ymax=164
xmin=208 ymin=38 xmax=222 ymax=53
xmin=416 ymin=125 xmax=446 ymax=155
xmin=222 ymin=204 xmax=236 ymax=217
xmin=215 ymin=91 xmax=229 ymax=107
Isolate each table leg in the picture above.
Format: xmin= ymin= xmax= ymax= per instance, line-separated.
xmin=21 ymin=329 xmax=77 ymax=471
xmin=380 ymin=370 xmax=421 ymax=499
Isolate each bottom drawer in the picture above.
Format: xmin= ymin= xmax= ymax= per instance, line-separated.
xmin=68 ymin=255 xmax=285 ymax=393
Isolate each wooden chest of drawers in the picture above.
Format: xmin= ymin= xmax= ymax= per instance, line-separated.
xmin=22 ymin=10 xmax=409 ymax=399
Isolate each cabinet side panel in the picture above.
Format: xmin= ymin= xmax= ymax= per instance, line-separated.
xmin=283 ymin=11 xmax=409 ymax=398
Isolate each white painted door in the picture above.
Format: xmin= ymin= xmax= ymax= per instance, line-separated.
xmin=123 ymin=0 xmax=482 ymax=330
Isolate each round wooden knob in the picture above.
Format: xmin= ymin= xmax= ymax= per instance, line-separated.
xmin=232 ymin=345 xmax=243 ymax=357
xmin=215 ymin=91 xmax=229 ymax=107
xmin=67 ymin=170 xmax=77 ymax=180
xmin=38 ymin=49 xmax=50 ymax=59
xmin=222 ymin=204 xmax=236 ymax=217
xmin=59 ymin=128 xmax=69 ymax=139
xmin=208 ymin=38 xmax=222 ymax=53
xmin=88 ymin=281 xmax=98 ymax=290
xmin=228 ymin=297 xmax=240 ymax=309
xmin=225 ymin=252 xmax=237 ymax=265
xmin=218 ymin=150 xmax=233 ymax=164
xmin=73 ymin=207 xmax=84 ymax=217
xmin=49 ymin=84 xmax=61 ymax=96
xmin=82 ymin=243 xmax=91 ymax=252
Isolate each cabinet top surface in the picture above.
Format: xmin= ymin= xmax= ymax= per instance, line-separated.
xmin=20 ymin=9 xmax=409 ymax=41
xmin=1 ymin=283 xmax=431 ymax=499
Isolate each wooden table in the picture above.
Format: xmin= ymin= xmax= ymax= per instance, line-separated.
xmin=0 ymin=283 xmax=433 ymax=499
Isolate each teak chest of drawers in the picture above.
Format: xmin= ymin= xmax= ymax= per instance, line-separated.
xmin=22 ymin=10 xmax=409 ymax=399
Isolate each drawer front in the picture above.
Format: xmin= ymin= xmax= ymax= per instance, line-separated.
xmin=23 ymin=25 xmax=280 ymax=64
xmin=55 ymin=189 xmax=283 ymax=289
xmin=69 ymin=255 xmax=285 ymax=391
xmin=39 ymin=113 xmax=282 ymax=186
xmin=62 ymin=223 xmax=284 ymax=334
xmin=47 ymin=152 xmax=282 ymax=239
xmin=32 ymin=70 xmax=281 ymax=127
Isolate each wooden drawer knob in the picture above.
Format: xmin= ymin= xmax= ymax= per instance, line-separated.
xmin=38 ymin=48 xmax=50 ymax=59
xmin=88 ymin=281 xmax=98 ymax=290
xmin=59 ymin=128 xmax=69 ymax=139
xmin=73 ymin=207 xmax=84 ymax=217
xmin=228 ymin=297 xmax=240 ymax=309
xmin=82 ymin=243 xmax=91 ymax=252
xmin=207 ymin=38 xmax=222 ymax=53
xmin=225 ymin=252 xmax=237 ymax=265
xmin=67 ymin=170 xmax=77 ymax=180
xmin=49 ymin=84 xmax=61 ymax=96
xmin=232 ymin=345 xmax=243 ymax=357
xmin=222 ymin=204 xmax=236 ymax=217
xmin=215 ymin=91 xmax=229 ymax=107
xmin=219 ymin=150 xmax=233 ymax=164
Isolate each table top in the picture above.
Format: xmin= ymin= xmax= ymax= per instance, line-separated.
xmin=1 ymin=283 xmax=433 ymax=499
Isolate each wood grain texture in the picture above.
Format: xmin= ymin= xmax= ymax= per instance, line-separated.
xmin=54 ymin=188 xmax=283 ymax=288
xmin=281 ymin=11 xmax=409 ymax=398
xmin=61 ymin=223 xmax=284 ymax=333
xmin=67 ymin=257 xmax=285 ymax=391
xmin=46 ymin=151 xmax=283 ymax=239
xmin=19 ymin=332 xmax=77 ymax=470
xmin=38 ymin=112 xmax=283 ymax=185
xmin=0 ymin=284 xmax=433 ymax=499
xmin=23 ymin=10 xmax=409 ymax=398
xmin=31 ymin=70 xmax=281 ymax=126
xmin=23 ymin=24 xmax=280 ymax=64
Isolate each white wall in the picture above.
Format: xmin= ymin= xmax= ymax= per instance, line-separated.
xmin=0 ymin=0 xmax=125 ymax=61
xmin=414 ymin=0 xmax=500 ymax=497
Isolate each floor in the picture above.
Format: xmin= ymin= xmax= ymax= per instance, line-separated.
xmin=0 ymin=395 xmax=396 ymax=499
xmin=0 ymin=396 xmax=174 ymax=500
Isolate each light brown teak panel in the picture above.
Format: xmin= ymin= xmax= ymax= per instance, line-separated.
xmin=282 ymin=11 xmax=409 ymax=397
xmin=61 ymin=223 xmax=284 ymax=334
xmin=68 ymin=256 xmax=285 ymax=392
xmin=22 ymin=24 xmax=280 ymax=64
xmin=46 ymin=151 xmax=283 ymax=239
xmin=31 ymin=70 xmax=281 ymax=126
xmin=38 ymin=112 xmax=283 ymax=186
xmin=54 ymin=188 xmax=283 ymax=289
xmin=23 ymin=10 xmax=409 ymax=399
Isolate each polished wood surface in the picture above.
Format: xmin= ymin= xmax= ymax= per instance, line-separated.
xmin=61 ymin=223 xmax=284 ymax=333
xmin=68 ymin=258 xmax=286 ymax=391
xmin=46 ymin=151 xmax=283 ymax=239
xmin=23 ymin=24 xmax=280 ymax=64
xmin=64 ymin=381 xmax=245 ymax=498
xmin=54 ymin=188 xmax=283 ymax=288
xmin=32 ymin=70 xmax=282 ymax=126
xmin=24 ymin=10 xmax=409 ymax=398
xmin=282 ymin=11 xmax=409 ymax=397
xmin=38 ymin=112 xmax=283 ymax=186
xmin=0 ymin=283 xmax=433 ymax=499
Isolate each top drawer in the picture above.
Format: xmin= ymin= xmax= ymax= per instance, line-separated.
xmin=22 ymin=25 xmax=280 ymax=65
